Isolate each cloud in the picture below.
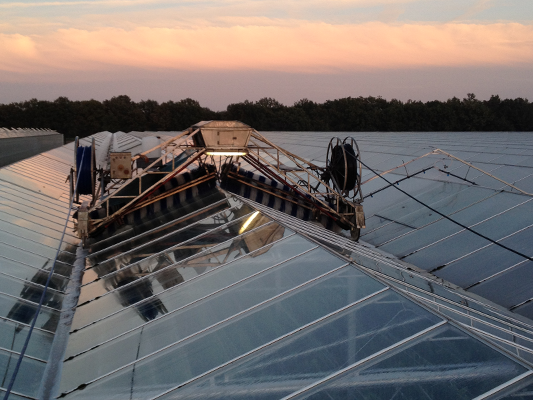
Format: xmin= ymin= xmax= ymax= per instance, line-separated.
xmin=0 ymin=0 xmax=419 ymax=8
xmin=0 ymin=0 xmax=160 ymax=8
xmin=454 ymin=0 xmax=494 ymax=21
xmin=1 ymin=22 xmax=532 ymax=75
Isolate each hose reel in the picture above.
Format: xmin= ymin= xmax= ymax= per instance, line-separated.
xmin=325 ymin=137 xmax=365 ymax=240
xmin=72 ymin=137 xmax=96 ymax=203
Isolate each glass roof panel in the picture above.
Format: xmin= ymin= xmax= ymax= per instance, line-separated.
xmin=0 ymin=388 xmax=30 ymax=400
xmin=0 ymin=349 xmax=46 ymax=398
xmin=0 ymin=273 xmax=63 ymax=310
xmin=291 ymin=325 xmax=527 ymax=400
xmin=81 ymin=206 xmax=255 ymax=286
xmin=0 ymin=258 xmax=68 ymax=291
xmin=0 ymin=318 xmax=54 ymax=361
xmin=86 ymin=199 xmax=230 ymax=267
xmin=66 ymin=233 xmax=310 ymax=357
xmin=0 ymin=181 xmax=69 ymax=210
xmin=61 ymin=266 xmax=386 ymax=399
xmin=0 ymin=294 xmax=59 ymax=333
xmin=470 ymin=261 xmax=533 ymax=312
xmin=89 ymin=187 xmax=227 ymax=245
xmin=402 ymin=200 xmax=533 ymax=270
xmin=0 ymin=208 xmax=75 ymax=242
xmin=88 ymin=188 xmax=228 ymax=248
xmin=60 ymin=248 xmax=350 ymax=391
xmin=0 ymin=230 xmax=65 ymax=261
xmin=513 ymin=175 xmax=533 ymax=193
xmin=0 ymin=242 xmax=51 ymax=272
xmin=435 ymin=225 xmax=533 ymax=288
xmin=74 ymin=213 xmax=272 ymax=321
xmin=0 ymin=191 xmax=70 ymax=221
xmin=159 ymin=290 xmax=441 ymax=400
xmin=362 ymin=183 xmax=497 ymax=245
xmin=379 ymin=193 xmax=530 ymax=256
xmin=0 ymin=222 xmax=69 ymax=250
xmin=493 ymin=378 xmax=533 ymax=400
xmin=2 ymin=130 xmax=533 ymax=399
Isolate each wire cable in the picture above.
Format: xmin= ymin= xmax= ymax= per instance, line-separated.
xmin=357 ymin=157 xmax=533 ymax=264
xmin=2 ymin=147 xmax=87 ymax=400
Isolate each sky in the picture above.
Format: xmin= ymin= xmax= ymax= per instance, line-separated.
xmin=0 ymin=0 xmax=532 ymax=110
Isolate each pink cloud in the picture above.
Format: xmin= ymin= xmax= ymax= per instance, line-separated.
xmin=1 ymin=22 xmax=532 ymax=75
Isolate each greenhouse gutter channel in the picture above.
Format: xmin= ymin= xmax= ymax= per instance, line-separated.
xmin=38 ymin=245 xmax=87 ymax=400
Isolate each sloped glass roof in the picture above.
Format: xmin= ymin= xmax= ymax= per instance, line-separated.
xmin=1 ymin=130 xmax=533 ymax=400
xmin=0 ymin=128 xmax=60 ymax=139
xmin=262 ymin=131 xmax=533 ymax=321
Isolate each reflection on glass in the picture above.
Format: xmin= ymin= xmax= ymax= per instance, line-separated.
xmin=0 ymin=293 xmax=59 ymax=333
xmin=62 ymin=267 xmax=387 ymax=399
xmin=0 ymin=318 xmax=53 ymax=361
xmin=1 ymin=260 xmax=65 ymax=333
xmin=0 ymin=273 xmax=63 ymax=311
xmin=296 ymin=325 xmax=526 ymax=400
xmin=61 ymin=248 xmax=346 ymax=391
xmin=66 ymin=232 xmax=305 ymax=357
xmin=86 ymin=197 xmax=230 ymax=266
xmin=81 ymin=206 xmax=255 ymax=286
xmin=495 ymin=377 xmax=533 ymax=399
xmin=0 ymin=349 xmax=46 ymax=398
xmin=86 ymin=189 xmax=229 ymax=252
xmin=72 ymin=216 xmax=276 ymax=329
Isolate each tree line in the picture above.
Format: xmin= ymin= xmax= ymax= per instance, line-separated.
xmin=0 ymin=94 xmax=531 ymax=142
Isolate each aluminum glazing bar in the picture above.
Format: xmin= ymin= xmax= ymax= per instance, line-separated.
xmin=280 ymin=320 xmax=447 ymax=400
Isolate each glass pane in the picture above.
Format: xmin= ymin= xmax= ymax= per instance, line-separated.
xmin=81 ymin=207 xmax=258 ymax=286
xmin=435 ymin=226 xmax=533 ymax=288
xmin=474 ymin=166 xmax=533 ymax=190
xmin=61 ymin=248 xmax=352 ymax=390
xmin=470 ymin=260 xmax=533 ymax=311
xmin=495 ymin=377 xmax=533 ymax=400
xmin=0 ymin=188 xmax=69 ymax=218
xmin=159 ymin=290 xmax=441 ymax=400
xmin=0 ymin=219 xmax=68 ymax=247
xmin=514 ymin=175 xmax=533 ymax=193
xmin=0 ymin=349 xmax=46 ymax=398
xmin=88 ymin=189 xmax=233 ymax=249
xmin=0 ymin=273 xmax=64 ymax=310
xmin=0 ymin=205 xmax=74 ymax=235
xmin=80 ymin=219 xmax=283 ymax=305
xmin=0 ymin=388 xmax=29 ymax=400
xmin=295 ymin=325 xmax=527 ymax=400
xmin=395 ymin=185 xmax=495 ymax=228
xmin=0 ymin=318 xmax=54 ymax=360
xmin=0 ymin=228 xmax=60 ymax=260
xmin=362 ymin=175 xmax=436 ymax=217
xmin=77 ymin=216 xmax=274 ymax=314
xmin=0 ymin=257 xmax=68 ymax=291
xmin=61 ymin=266 xmax=386 ymax=399
xmin=67 ymin=234 xmax=314 ymax=356
xmin=0 ymin=293 xmax=60 ymax=333
xmin=0 ymin=182 xmax=68 ymax=210
xmin=86 ymin=198 xmax=230 ymax=266
xmin=379 ymin=192 xmax=529 ymax=257
xmin=404 ymin=200 xmax=533 ymax=271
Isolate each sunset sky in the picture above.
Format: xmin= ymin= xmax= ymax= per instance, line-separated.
xmin=1 ymin=0 xmax=532 ymax=109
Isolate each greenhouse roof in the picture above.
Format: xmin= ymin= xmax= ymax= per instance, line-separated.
xmin=1 ymin=129 xmax=533 ymax=400
xmin=0 ymin=128 xmax=59 ymax=139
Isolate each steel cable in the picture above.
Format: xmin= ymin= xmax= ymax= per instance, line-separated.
xmin=357 ymin=157 xmax=533 ymax=264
